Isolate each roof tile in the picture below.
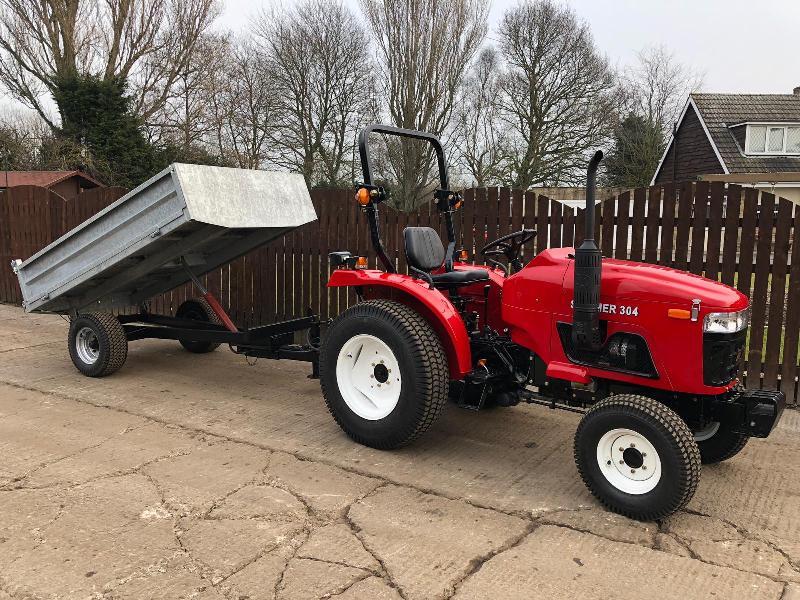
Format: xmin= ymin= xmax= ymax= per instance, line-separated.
xmin=691 ymin=93 xmax=800 ymax=174
xmin=0 ymin=170 xmax=101 ymax=188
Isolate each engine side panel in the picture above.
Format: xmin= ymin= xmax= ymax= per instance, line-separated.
xmin=503 ymin=248 xmax=748 ymax=395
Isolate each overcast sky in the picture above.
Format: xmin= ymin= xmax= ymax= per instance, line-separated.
xmin=2 ymin=0 xmax=797 ymax=117
xmin=217 ymin=0 xmax=799 ymax=94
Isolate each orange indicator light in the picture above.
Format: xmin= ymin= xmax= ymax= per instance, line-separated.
xmin=356 ymin=188 xmax=370 ymax=206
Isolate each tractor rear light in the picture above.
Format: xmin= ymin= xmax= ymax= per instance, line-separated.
xmin=355 ymin=256 xmax=368 ymax=269
xmin=704 ymin=308 xmax=750 ymax=333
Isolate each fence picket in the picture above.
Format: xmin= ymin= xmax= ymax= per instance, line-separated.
xmin=721 ymin=185 xmax=742 ymax=287
xmin=562 ymin=204 xmax=575 ymax=248
xmin=644 ymin=187 xmax=660 ymax=264
xmin=614 ymin=191 xmax=630 ymax=260
xmin=601 ymin=194 xmax=614 ymax=257
xmin=674 ymin=182 xmax=693 ymax=270
xmin=689 ymin=181 xmax=708 ymax=276
xmin=659 ymin=184 xmax=677 ymax=267
xmin=737 ymin=188 xmax=759 ymax=298
xmin=763 ymin=197 xmax=793 ymax=389
xmin=705 ymin=182 xmax=724 ymax=280
xmin=462 ymin=188 xmax=475 ymax=261
xmin=522 ymin=191 xmax=536 ymax=263
xmin=747 ymin=192 xmax=776 ymax=386
xmin=630 ymin=188 xmax=646 ymax=262
xmin=549 ymin=198 xmax=562 ymax=249
xmin=782 ymin=205 xmax=800 ymax=402
xmin=511 ymin=189 xmax=524 ymax=240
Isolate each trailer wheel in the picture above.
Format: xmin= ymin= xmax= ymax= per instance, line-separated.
xmin=693 ymin=422 xmax=748 ymax=464
xmin=68 ymin=313 xmax=128 ymax=377
xmin=175 ymin=298 xmax=222 ymax=353
xmin=574 ymin=394 xmax=701 ymax=521
xmin=320 ymin=300 xmax=448 ymax=449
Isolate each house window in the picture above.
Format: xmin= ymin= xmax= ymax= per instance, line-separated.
xmin=746 ymin=124 xmax=800 ymax=155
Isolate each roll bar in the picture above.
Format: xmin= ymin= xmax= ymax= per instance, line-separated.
xmin=358 ymin=124 xmax=450 ymax=190
xmin=356 ymin=124 xmax=458 ymax=273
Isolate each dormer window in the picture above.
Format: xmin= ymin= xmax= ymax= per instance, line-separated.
xmin=745 ymin=124 xmax=800 ymax=155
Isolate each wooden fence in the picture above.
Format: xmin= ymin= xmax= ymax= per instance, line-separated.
xmin=1 ymin=181 xmax=798 ymax=403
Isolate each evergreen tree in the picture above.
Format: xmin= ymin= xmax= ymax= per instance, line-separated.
xmin=604 ymin=114 xmax=665 ymax=188
xmin=53 ymin=75 xmax=165 ymax=187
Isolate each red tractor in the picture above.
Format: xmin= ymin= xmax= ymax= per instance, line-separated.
xmin=319 ymin=125 xmax=785 ymax=520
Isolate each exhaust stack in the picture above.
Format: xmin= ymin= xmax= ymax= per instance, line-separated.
xmin=572 ymin=150 xmax=604 ymax=352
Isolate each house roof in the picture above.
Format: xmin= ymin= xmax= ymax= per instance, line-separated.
xmin=691 ymin=93 xmax=800 ymax=174
xmin=0 ymin=170 xmax=102 ymax=189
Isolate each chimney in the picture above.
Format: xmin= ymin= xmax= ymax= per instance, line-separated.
xmin=794 ymin=86 xmax=800 ymax=96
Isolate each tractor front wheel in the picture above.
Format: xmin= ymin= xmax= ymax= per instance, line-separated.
xmin=320 ymin=300 xmax=449 ymax=449
xmin=574 ymin=394 xmax=701 ymax=521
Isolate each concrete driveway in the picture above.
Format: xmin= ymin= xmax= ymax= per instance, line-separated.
xmin=1 ymin=303 xmax=799 ymax=599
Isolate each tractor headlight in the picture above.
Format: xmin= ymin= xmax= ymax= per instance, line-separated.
xmin=703 ymin=308 xmax=749 ymax=333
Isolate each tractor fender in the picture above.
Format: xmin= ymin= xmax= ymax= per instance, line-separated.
xmin=327 ymin=269 xmax=472 ymax=379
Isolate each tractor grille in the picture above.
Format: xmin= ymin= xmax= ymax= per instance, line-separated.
xmin=703 ymin=329 xmax=747 ymax=386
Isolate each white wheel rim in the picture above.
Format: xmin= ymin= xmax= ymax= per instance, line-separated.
xmin=694 ymin=421 xmax=720 ymax=442
xmin=596 ymin=428 xmax=662 ymax=495
xmin=75 ymin=326 xmax=100 ymax=365
xmin=336 ymin=334 xmax=402 ymax=420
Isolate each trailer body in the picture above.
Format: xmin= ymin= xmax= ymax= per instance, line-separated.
xmin=14 ymin=163 xmax=316 ymax=314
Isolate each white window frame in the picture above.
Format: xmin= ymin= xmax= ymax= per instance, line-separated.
xmin=744 ymin=123 xmax=800 ymax=156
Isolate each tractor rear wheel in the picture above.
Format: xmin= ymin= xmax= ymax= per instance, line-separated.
xmin=693 ymin=422 xmax=748 ymax=464
xmin=320 ymin=300 xmax=449 ymax=449
xmin=574 ymin=394 xmax=701 ymax=521
xmin=68 ymin=313 xmax=128 ymax=377
xmin=175 ymin=298 xmax=222 ymax=353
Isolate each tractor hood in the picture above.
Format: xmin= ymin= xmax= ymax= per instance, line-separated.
xmin=529 ymin=248 xmax=749 ymax=311
xmin=593 ymin=257 xmax=749 ymax=310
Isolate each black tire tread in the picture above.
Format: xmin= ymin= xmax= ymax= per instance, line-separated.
xmin=697 ymin=428 xmax=749 ymax=464
xmin=320 ymin=299 xmax=449 ymax=449
xmin=574 ymin=394 xmax=701 ymax=521
xmin=176 ymin=297 xmax=222 ymax=353
xmin=68 ymin=313 xmax=128 ymax=377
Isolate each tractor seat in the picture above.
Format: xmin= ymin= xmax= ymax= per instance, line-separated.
xmin=403 ymin=227 xmax=489 ymax=290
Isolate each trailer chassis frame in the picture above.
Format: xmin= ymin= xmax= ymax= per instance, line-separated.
xmin=118 ymin=312 xmax=322 ymax=378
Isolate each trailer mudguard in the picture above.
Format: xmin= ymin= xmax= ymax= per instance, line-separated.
xmin=327 ymin=269 xmax=472 ymax=379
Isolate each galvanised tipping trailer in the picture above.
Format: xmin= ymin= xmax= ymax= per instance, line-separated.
xmin=12 ymin=163 xmax=321 ymax=377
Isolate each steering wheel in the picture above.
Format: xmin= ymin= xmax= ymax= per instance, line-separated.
xmin=479 ymin=229 xmax=536 ymax=274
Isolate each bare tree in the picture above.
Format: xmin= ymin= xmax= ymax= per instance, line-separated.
xmin=255 ymin=0 xmax=372 ymax=186
xmin=0 ymin=111 xmax=109 ymax=172
xmin=209 ymin=39 xmax=279 ymax=169
xmin=0 ymin=112 xmax=44 ymax=169
xmin=622 ymin=45 xmax=704 ymax=135
xmin=360 ymin=0 xmax=488 ymax=209
xmin=0 ymin=0 xmax=219 ymax=126
xmin=602 ymin=46 xmax=703 ymax=187
xmin=148 ymin=33 xmax=228 ymax=154
xmin=451 ymin=46 xmax=505 ymax=187
xmin=496 ymin=0 xmax=617 ymax=189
